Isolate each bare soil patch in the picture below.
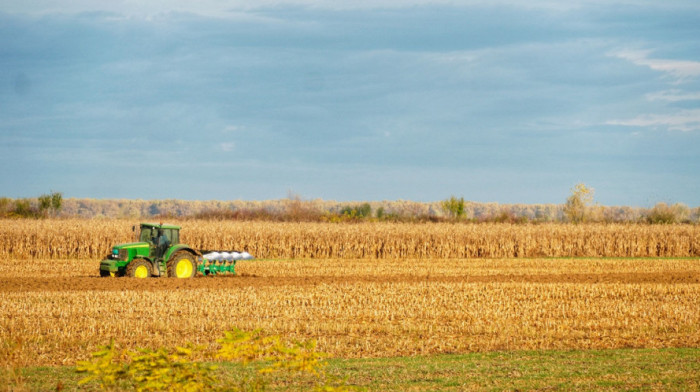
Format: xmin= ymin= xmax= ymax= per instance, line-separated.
xmin=0 ymin=271 xmax=698 ymax=293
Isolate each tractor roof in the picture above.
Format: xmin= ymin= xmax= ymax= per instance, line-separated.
xmin=140 ymin=222 xmax=181 ymax=230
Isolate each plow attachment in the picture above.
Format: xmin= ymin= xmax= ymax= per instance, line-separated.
xmin=199 ymin=251 xmax=254 ymax=276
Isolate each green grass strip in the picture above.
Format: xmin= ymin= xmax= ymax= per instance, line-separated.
xmin=8 ymin=347 xmax=700 ymax=391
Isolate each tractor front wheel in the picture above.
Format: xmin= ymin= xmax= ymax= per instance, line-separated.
xmin=100 ymin=269 xmax=119 ymax=277
xmin=126 ymin=259 xmax=152 ymax=278
xmin=167 ymin=252 xmax=197 ymax=278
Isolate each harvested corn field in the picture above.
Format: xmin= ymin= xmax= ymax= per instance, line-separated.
xmin=1 ymin=219 xmax=699 ymax=259
xmin=1 ymin=257 xmax=699 ymax=366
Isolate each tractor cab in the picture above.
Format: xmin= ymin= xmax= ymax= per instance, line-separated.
xmin=137 ymin=223 xmax=180 ymax=259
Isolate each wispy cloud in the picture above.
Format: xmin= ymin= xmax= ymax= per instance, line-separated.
xmin=646 ymin=89 xmax=700 ymax=102
xmin=220 ymin=142 xmax=235 ymax=152
xmin=608 ymin=50 xmax=700 ymax=133
xmin=612 ymin=49 xmax=700 ymax=83
xmin=607 ymin=109 xmax=700 ymax=132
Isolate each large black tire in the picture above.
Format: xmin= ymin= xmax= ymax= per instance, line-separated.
xmin=167 ymin=252 xmax=197 ymax=278
xmin=125 ymin=259 xmax=152 ymax=278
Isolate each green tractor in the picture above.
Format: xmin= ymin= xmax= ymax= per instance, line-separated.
xmin=100 ymin=223 xmax=237 ymax=278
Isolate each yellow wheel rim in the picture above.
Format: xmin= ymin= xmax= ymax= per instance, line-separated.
xmin=110 ymin=271 xmax=116 ymax=277
xmin=134 ymin=265 xmax=149 ymax=278
xmin=175 ymin=259 xmax=193 ymax=278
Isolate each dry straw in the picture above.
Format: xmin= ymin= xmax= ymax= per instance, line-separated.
xmin=0 ymin=219 xmax=698 ymax=259
xmin=1 ymin=258 xmax=699 ymax=366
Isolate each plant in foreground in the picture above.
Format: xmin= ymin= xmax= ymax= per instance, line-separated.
xmin=77 ymin=328 xmax=353 ymax=391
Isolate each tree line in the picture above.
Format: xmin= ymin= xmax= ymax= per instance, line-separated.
xmin=0 ymin=191 xmax=62 ymax=218
xmin=0 ymin=188 xmax=697 ymax=224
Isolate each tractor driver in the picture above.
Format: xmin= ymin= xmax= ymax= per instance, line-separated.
xmin=157 ymin=230 xmax=170 ymax=247
xmin=156 ymin=229 xmax=171 ymax=258
xmin=149 ymin=228 xmax=158 ymax=245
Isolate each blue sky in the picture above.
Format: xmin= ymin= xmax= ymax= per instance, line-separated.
xmin=1 ymin=1 xmax=699 ymax=206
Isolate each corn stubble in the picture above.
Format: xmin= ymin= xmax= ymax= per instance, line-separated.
xmin=1 ymin=258 xmax=699 ymax=367
xmin=1 ymin=219 xmax=698 ymax=367
xmin=1 ymin=219 xmax=699 ymax=259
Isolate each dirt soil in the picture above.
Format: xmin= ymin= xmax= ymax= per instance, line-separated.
xmin=1 ymin=271 xmax=698 ymax=293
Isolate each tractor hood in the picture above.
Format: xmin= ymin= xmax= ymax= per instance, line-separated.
xmin=110 ymin=242 xmax=150 ymax=261
xmin=113 ymin=242 xmax=150 ymax=249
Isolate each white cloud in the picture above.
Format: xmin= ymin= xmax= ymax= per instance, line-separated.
xmin=220 ymin=142 xmax=235 ymax=152
xmin=612 ymin=49 xmax=700 ymax=83
xmin=607 ymin=109 xmax=700 ymax=132
xmin=609 ymin=50 xmax=700 ymax=132
xmin=646 ymin=89 xmax=700 ymax=102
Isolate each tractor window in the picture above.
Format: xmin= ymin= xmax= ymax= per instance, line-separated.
xmin=171 ymin=230 xmax=179 ymax=245
xmin=157 ymin=229 xmax=171 ymax=247
xmin=140 ymin=227 xmax=154 ymax=243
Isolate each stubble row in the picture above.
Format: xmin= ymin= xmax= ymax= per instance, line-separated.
xmin=1 ymin=279 xmax=698 ymax=367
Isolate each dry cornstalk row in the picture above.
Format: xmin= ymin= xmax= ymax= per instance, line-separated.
xmin=0 ymin=219 xmax=699 ymax=259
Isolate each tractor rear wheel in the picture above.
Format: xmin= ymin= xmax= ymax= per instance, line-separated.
xmin=167 ymin=252 xmax=197 ymax=278
xmin=126 ymin=259 xmax=152 ymax=278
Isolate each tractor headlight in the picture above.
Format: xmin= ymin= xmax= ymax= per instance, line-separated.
xmin=111 ymin=248 xmax=128 ymax=260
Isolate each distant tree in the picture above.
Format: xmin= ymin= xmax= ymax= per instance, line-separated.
xmin=376 ymin=206 xmax=385 ymax=219
xmin=441 ymin=196 xmax=466 ymax=219
xmin=285 ymin=192 xmax=321 ymax=221
xmin=563 ymin=183 xmax=595 ymax=223
xmin=340 ymin=203 xmax=372 ymax=219
xmin=492 ymin=209 xmax=515 ymax=223
xmin=0 ymin=197 xmax=12 ymax=217
xmin=13 ymin=199 xmax=34 ymax=218
xmin=36 ymin=191 xmax=63 ymax=217
xmin=357 ymin=203 xmax=371 ymax=218
xmin=646 ymin=202 xmax=690 ymax=224
xmin=51 ymin=191 xmax=62 ymax=211
xmin=533 ymin=204 xmax=557 ymax=222
xmin=38 ymin=193 xmax=52 ymax=212
xmin=691 ymin=207 xmax=700 ymax=224
xmin=692 ymin=206 xmax=700 ymax=224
